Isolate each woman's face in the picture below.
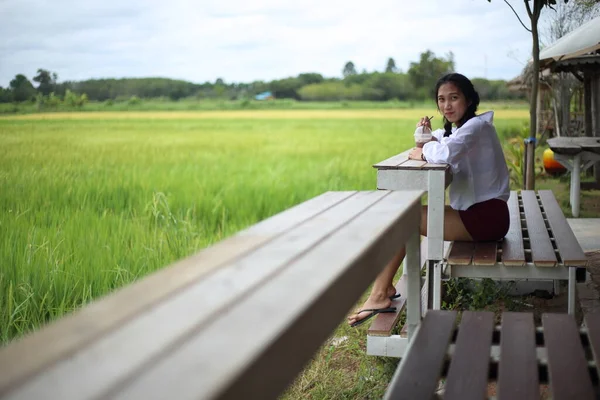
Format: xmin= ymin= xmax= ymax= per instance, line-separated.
xmin=437 ymin=82 xmax=470 ymax=127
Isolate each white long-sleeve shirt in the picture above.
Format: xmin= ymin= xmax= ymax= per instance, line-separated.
xmin=422 ymin=111 xmax=510 ymax=211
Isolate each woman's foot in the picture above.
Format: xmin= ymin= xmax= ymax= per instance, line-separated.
xmin=347 ymin=290 xmax=394 ymax=327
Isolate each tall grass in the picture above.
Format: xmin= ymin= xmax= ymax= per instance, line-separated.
xmin=0 ymin=109 xmax=527 ymax=345
xmin=0 ymin=98 xmax=530 ymax=115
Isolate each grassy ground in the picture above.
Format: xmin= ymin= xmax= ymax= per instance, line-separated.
xmin=2 ymin=106 xmax=594 ymax=398
xmin=0 ymin=98 xmax=530 ymax=115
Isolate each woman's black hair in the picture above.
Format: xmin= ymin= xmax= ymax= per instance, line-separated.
xmin=434 ymin=73 xmax=480 ymax=137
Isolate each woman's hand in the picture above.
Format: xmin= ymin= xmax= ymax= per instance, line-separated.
xmin=416 ymin=116 xmax=433 ymax=130
xmin=408 ymin=147 xmax=424 ymax=161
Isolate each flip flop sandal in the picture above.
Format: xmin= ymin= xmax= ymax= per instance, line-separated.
xmin=350 ymin=307 xmax=397 ymax=328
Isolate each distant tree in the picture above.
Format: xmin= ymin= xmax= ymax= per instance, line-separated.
xmin=385 ymin=58 xmax=397 ymax=73
xmin=33 ymin=68 xmax=57 ymax=96
xmin=407 ymin=50 xmax=455 ymax=99
xmin=343 ymin=61 xmax=357 ymax=78
xmin=9 ymin=74 xmax=36 ymax=102
xmin=298 ymin=73 xmax=324 ymax=86
xmin=215 ymin=78 xmax=225 ymax=85
xmin=270 ymin=77 xmax=302 ymax=99
xmin=0 ymin=87 xmax=12 ymax=103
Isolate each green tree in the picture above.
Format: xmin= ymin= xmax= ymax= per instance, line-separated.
xmin=407 ymin=50 xmax=455 ymax=99
xmin=486 ymin=0 xmax=599 ymax=189
xmin=0 ymin=87 xmax=12 ymax=103
xmin=9 ymin=74 xmax=36 ymax=102
xmin=385 ymin=58 xmax=397 ymax=73
xmin=343 ymin=61 xmax=357 ymax=78
xmin=33 ymin=69 xmax=57 ymax=96
xmin=298 ymin=73 xmax=324 ymax=86
xmin=270 ymin=77 xmax=302 ymax=99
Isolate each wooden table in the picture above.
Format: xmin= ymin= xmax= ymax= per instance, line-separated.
xmin=547 ymin=137 xmax=600 ymax=217
xmin=387 ymin=310 xmax=600 ymax=400
xmin=373 ymin=149 xmax=452 ymax=309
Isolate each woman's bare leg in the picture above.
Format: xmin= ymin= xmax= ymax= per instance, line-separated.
xmin=347 ymin=205 xmax=472 ymax=326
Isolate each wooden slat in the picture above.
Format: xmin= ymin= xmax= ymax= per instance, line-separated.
xmin=0 ymin=190 xmax=356 ymax=398
xmin=367 ymin=237 xmax=429 ymax=336
xmin=399 ymin=159 xmax=427 ymax=168
xmin=547 ymin=137 xmax=583 ymax=155
xmin=444 ymin=311 xmax=494 ymax=400
xmin=448 ymin=241 xmax=473 ymax=265
xmin=502 ymin=191 xmax=526 ymax=266
xmin=369 ymin=238 xmax=453 ymax=336
xmin=373 ymin=150 xmax=410 ymax=169
xmin=385 ymin=310 xmax=457 ymax=400
xmin=521 ymin=191 xmax=557 ymax=267
xmin=3 ymin=191 xmax=394 ymax=400
xmin=584 ymin=313 xmax=600 ymax=377
xmin=497 ymin=312 xmax=539 ymax=400
xmin=367 ymin=293 xmax=406 ymax=336
xmin=542 ymin=313 xmax=595 ymax=400
xmin=109 ymin=190 xmax=424 ymax=400
xmin=538 ymin=190 xmax=587 ymax=266
xmin=473 ymin=242 xmax=497 ymax=266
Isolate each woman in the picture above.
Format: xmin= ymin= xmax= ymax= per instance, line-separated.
xmin=348 ymin=73 xmax=510 ymax=327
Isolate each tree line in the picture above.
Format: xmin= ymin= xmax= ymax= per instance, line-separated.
xmin=0 ymin=50 xmax=525 ymax=104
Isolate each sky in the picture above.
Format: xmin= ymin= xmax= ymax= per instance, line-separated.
xmin=0 ymin=0 xmax=551 ymax=87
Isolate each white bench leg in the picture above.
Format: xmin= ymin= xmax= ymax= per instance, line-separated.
xmin=568 ymin=267 xmax=576 ymax=315
xmin=406 ymin=230 xmax=421 ymax=340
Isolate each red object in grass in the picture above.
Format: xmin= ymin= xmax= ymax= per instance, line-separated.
xmin=543 ymin=148 xmax=567 ymax=176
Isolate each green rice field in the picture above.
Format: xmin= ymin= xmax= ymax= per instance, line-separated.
xmin=0 ymin=108 xmax=529 ymax=345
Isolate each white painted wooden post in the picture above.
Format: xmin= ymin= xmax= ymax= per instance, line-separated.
xmin=405 ymin=229 xmax=421 ymax=340
xmin=428 ymin=170 xmax=445 ymax=310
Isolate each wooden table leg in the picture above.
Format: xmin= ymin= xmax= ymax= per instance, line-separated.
xmin=427 ymin=170 xmax=445 ymax=310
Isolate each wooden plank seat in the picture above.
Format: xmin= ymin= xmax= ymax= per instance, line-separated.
xmin=0 ymin=190 xmax=424 ymax=400
xmin=445 ymin=190 xmax=587 ymax=315
xmin=386 ymin=310 xmax=600 ymax=400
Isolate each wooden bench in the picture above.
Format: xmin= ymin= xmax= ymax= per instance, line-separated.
xmin=0 ymin=190 xmax=424 ymax=400
xmin=446 ymin=190 xmax=587 ymax=314
xmin=387 ymin=310 xmax=600 ymax=400
xmin=366 ymin=190 xmax=587 ymax=358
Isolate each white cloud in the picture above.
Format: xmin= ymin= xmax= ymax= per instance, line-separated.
xmin=0 ymin=0 xmax=539 ymax=87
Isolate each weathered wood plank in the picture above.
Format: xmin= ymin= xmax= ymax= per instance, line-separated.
xmin=547 ymin=137 xmax=583 ymax=155
xmin=448 ymin=241 xmax=473 ymax=265
xmin=496 ymin=312 xmax=539 ymax=400
xmin=444 ymin=311 xmax=494 ymax=400
xmin=0 ymin=190 xmax=357 ymax=398
xmin=399 ymin=159 xmax=427 ymax=168
xmin=502 ymin=191 xmax=526 ymax=266
xmin=472 ymin=242 xmax=497 ymax=266
xmin=521 ymin=191 xmax=557 ymax=267
xmin=543 ymin=313 xmax=595 ymax=400
xmin=385 ymin=310 xmax=457 ymax=400
xmin=368 ymin=239 xmax=452 ymax=336
xmin=110 ymin=190 xmax=424 ymax=400
xmin=4 ymin=191 xmax=397 ymax=400
xmin=373 ymin=150 xmax=410 ymax=169
xmin=538 ymin=190 xmax=587 ymax=266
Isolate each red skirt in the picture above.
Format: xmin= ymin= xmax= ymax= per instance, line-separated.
xmin=458 ymin=198 xmax=509 ymax=241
